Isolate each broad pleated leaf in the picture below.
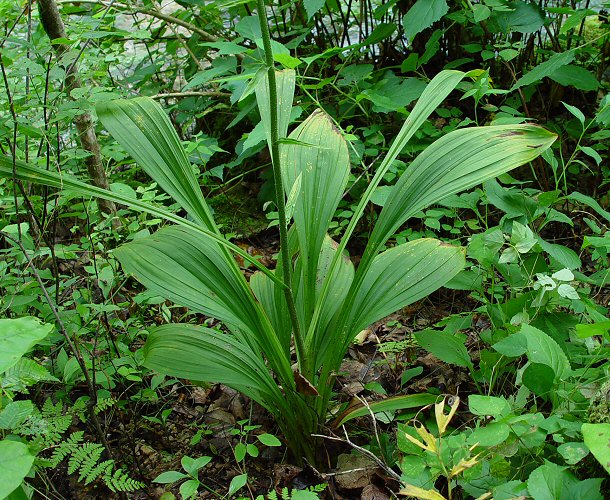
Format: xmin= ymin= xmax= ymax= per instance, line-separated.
xmin=143 ymin=325 xmax=312 ymax=455
xmin=115 ymin=225 xmax=291 ymax=381
xmin=0 ymin=155 xmax=281 ymax=284
xmin=115 ymin=226 xmax=252 ymax=328
xmin=343 ymin=239 xmax=465 ymax=341
xmin=255 ymin=69 xmax=296 ymax=152
xmin=363 ymin=125 xmax=556 ymax=263
xmin=252 ymin=234 xmax=354 ymax=356
xmin=143 ymin=324 xmax=286 ymax=412
xmin=313 ymin=235 xmax=354 ymax=336
xmin=280 ymin=110 xmax=350 ymax=320
xmin=97 ymin=97 xmax=217 ymax=231
xmin=308 ymin=235 xmax=354 ymax=362
xmin=251 ymin=227 xmax=300 ymax=349
xmin=250 ymin=270 xmax=291 ymax=353
xmin=336 ymin=70 xmax=468 ymax=244
xmin=307 ymin=71 xmax=468 ymax=339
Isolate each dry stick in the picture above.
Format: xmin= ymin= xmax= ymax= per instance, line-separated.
xmin=158 ymin=2 xmax=207 ymax=72
xmin=312 ymin=430 xmax=402 ymax=482
xmin=57 ymin=0 xmax=236 ymax=105
xmin=37 ymin=0 xmax=117 ymax=219
xmin=357 ymin=393 xmax=385 ymax=460
xmin=38 ymin=54 xmax=61 ymax=303
xmin=0 ymin=4 xmax=27 ymax=49
xmin=0 ymin=230 xmax=115 ymax=462
xmin=0 ymin=42 xmax=22 ymax=244
xmin=81 ymin=201 xmax=123 ymax=369
xmin=138 ymin=6 xmax=238 ymax=55
xmin=35 ymin=53 xmax=52 ymax=161
xmin=335 ymin=0 xmax=350 ymax=46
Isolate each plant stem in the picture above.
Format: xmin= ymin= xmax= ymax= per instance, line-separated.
xmin=255 ymin=0 xmax=309 ymax=377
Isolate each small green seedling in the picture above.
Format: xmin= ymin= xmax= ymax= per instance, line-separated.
xmin=153 ymin=455 xmax=212 ymax=499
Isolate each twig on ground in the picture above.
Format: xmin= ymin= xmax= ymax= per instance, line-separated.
xmin=312 ymin=429 xmax=402 ymax=482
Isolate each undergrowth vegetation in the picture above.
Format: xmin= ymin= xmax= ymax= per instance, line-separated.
xmin=0 ymin=0 xmax=609 ymax=498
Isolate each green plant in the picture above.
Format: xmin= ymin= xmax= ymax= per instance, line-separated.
xmin=0 ymin=317 xmax=142 ymax=495
xmin=153 ymin=454 xmax=213 ymax=499
xmin=0 ymin=317 xmax=51 ymax=497
xmin=228 ymin=419 xmax=282 ymax=495
xmin=0 ymin=396 xmax=143 ymax=494
xmin=398 ymin=396 xmax=479 ymax=500
xmin=583 ymin=423 xmax=610 ymax=474
xmin=144 ymin=408 xmax=173 ymax=427
xmin=0 ymin=3 xmax=556 ymax=463
xmin=397 ymin=393 xmax=606 ymax=499
xmin=255 ymin=482 xmax=326 ymax=500
xmin=48 ymin=431 xmax=142 ymax=492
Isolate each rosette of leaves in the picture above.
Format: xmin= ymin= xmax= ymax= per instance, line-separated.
xmin=0 ymin=67 xmax=555 ymax=462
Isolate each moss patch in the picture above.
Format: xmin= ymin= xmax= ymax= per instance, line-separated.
xmin=208 ymin=186 xmax=268 ymax=237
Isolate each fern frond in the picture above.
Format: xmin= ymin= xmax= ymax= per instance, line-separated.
xmin=49 ymin=431 xmax=84 ymax=467
xmin=44 ymin=414 xmax=73 ymax=445
xmin=86 ymin=459 xmax=114 ymax=485
xmin=94 ymin=397 xmax=115 ymax=415
xmin=50 ymin=434 xmax=142 ymax=492
xmin=67 ymin=442 xmax=104 ymax=478
xmin=42 ymin=399 xmax=63 ymax=418
xmin=104 ymin=468 xmax=144 ymax=492
xmin=13 ymin=398 xmax=142 ymax=493
xmin=72 ymin=397 xmax=88 ymax=423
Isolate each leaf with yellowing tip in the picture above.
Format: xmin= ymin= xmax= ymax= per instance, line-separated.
xmin=435 ymin=396 xmax=460 ymax=436
xmin=97 ymin=97 xmax=217 ymax=232
xmin=434 ymin=398 xmax=445 ymax=434
xmin=414 ymin=422 xmax=438 ymax=453
xmin=449 ymin=453 xmax=481 ymax=479
xmin=401 ymin=429 xmax=431 ymax=452
xmin=399 ymin=484 xmax=447 ymax=500
xmin=416 ymin=423 xmax=438 ymax=452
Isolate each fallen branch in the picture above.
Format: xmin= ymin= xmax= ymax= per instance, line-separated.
xmin=312 ymin=428 xmax=402 ymax=482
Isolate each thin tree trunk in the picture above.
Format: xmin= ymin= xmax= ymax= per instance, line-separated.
xmin=38 ymin=0 xmax=117 ymax=218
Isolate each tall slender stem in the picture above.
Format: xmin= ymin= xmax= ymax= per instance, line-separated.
xmin=255 ymin=0 xmax=309 ymax=377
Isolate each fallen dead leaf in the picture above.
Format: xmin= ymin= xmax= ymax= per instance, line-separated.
xmin=334 ymin=453 xmax=379 ymax=490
